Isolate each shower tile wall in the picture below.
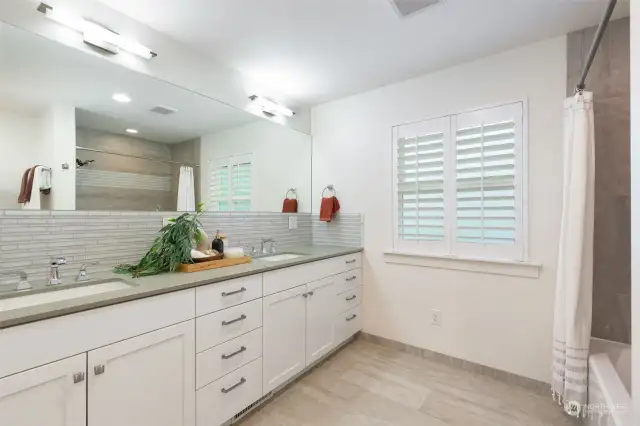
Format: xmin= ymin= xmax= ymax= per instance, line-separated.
xmin=567 ymin=18 xmax=630 ymax=343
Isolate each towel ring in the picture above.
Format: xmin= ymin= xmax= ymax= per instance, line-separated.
xmin=322 ymin=185 xmax=336 ymax=198
xmin=286 ymin=188 xmax=297 ymax=199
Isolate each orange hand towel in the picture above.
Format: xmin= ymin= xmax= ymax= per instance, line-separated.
xmin=282 ymin=198 xmax=298 ymax=213
xmin=320 ymin=196 xmax=340 ymax=222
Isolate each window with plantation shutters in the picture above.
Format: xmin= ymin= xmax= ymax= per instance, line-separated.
xmin=209 ymin=154 xmax=253 ymax=212
xmin=393 ymin=102 xmax=526 ymax=261
xmin=393 ymin=117 xmax=449 ymax=253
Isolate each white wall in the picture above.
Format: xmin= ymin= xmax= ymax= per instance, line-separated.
xmin=0 ymin=110 xmax=44 ymax=208
xmin=630 ymin=0 xmax=639 ymax=422
xmin=201 ymin=121 xmax=312 ymax=212
xmin=312 ymin=37 xmax=567 ymax=382
xmin=41 ymin=105 xmax=76 ymax=210
xmin=0 ymin=0 xmax=310 ymax=134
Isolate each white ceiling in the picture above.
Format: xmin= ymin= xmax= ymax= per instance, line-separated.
xmin=0 ymin=21 xmax=257 ymax=143
xmin=96 ymin=0 xmax=630 ymax=107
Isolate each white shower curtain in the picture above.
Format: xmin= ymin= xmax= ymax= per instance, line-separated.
xmin=177 ymin=166 xmax=195 ymax=212
xmin=552 ymin=92 xmax=595 ymax=417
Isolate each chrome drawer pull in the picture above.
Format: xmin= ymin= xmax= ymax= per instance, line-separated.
xmin=221 ymin=287 xmax=246 ymax=297
xmin=307 ymin=291 xmax=314 ymax=297
xmin=73 ymin=372 xmax=85 ymax=384
xmin=221 ymin=377 xmax=246 ymax=394
xmin=346 ymin=314 xmax=357 ymax=322
xmin=346 ymin=259 xmax=356 ymax=264
xmin=346 ymin=295 xmax=357 ymax=301
xmin=221 ymin=346 xmax=247 ymax=360
xmin=222 ymin=314 xmax=247 ymax=326
xmin=346 ymin=276 xmax=357 ymax=282
xmin=94 ymin=365 xmax=105 ymax=375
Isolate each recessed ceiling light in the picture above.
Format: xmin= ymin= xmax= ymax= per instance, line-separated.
xmin=112 ymin=93 xmax=131 ymax=103
xmin=125 ymin=128 xmax=138 ymax=134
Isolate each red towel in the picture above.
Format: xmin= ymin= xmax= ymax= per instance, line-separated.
xmin=320 ymin=196 xmax=340 ymax=222
xmin=282 ymin=198 xmax=298 ymax=213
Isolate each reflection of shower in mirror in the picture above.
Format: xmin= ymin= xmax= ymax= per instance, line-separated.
xmin=76 ymin=158 xmax=95 ymax=168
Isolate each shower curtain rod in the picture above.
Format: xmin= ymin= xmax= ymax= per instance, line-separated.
xmin=76 ymin=146 xmax=201 ymax=168
xmin=576 ymin=0 xmax=617 ymax=93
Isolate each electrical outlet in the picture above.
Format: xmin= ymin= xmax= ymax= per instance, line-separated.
xmin=288 ymin=216 xmax=298 ymax=230
xmin=431 ymin=309 xmax=443 ymax=327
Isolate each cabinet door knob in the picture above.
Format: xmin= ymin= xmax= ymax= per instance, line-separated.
xmin=73 ymin=372 xmax=85 ymax=384
xmin=221 ymin=314 xmax=247 ymax=326
xmin=346 ymin=295 xmax=357 ymax=301
xmin=307 ymin=291 xmax=314 ymax=297
xmin=346 ymin=276 xmax=357 ymax=282
xmin=94 ymin=365 xmax=106 ymax=375
xmin=302 ymin=292 xmax=309 ymax=298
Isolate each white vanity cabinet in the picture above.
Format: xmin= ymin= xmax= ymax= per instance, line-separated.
xmin=262 ymin=253 xmax=362 ymax=394
xmin=0 ymin=251 xmax=362 ymax=426
xmin=87 ymin=320 xmax=196 ymax=426
xmin=0 ymin=354 xmax=87 ymax=426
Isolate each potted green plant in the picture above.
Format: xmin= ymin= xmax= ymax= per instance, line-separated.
xmin=114 ymin=203 xmax=205 ymax=277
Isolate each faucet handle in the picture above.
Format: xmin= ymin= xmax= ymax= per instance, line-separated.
xmin=77 ymin=261 xmax=99 ymax=282
xmin=51 ymin=256 xmax=67 ymax=266
xmin=0 ymin=270 xmax=31 ymax=291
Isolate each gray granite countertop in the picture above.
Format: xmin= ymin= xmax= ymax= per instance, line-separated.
xmin=0 ymin=245 xmax=362 ymax=329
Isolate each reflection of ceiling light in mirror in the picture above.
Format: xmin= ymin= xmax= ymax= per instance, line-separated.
xmin=249 ymin=95 xmax=295 ymax=117
xmin=112 ymin=93 xmax=132 ymax=103
xmin=125 ymin=129 xmax=138 ymax=134
xmin=37 ymin=2 xmax=156 ymax=60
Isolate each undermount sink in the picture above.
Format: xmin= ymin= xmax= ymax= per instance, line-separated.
xmin=0 ymin=279 xmax=135 ymax=312
xmin=259 ymin=253 xmax=306 ymax=262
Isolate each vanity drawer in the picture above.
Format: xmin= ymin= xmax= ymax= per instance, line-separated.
xmin=341 ymin=252 xmax=362 ymax=271
xmin=196 ymin=274 xmax=263 ymax=316
xmin=196 ymin=357 xmax=263 ymax=426
xmin=196 ymin=328 xmax=263 ymax=389
xmin=335 ymin=305 xmax=362 ymax=344
xmin=196 ymin=299 xmax=262 ymax=353
xmin=336 ymin=286 xmax=362 ymax=314
xmin=336 ymin=269 xmax=361 ymax=295
xmin=263 ymin=253 xmax=363 ymax=296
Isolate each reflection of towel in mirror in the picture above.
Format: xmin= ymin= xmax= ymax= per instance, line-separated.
xmin=282 ymin=198 xmax=298 ymax=213
xmin=18 ymin=166 xmax=50 ymax=204
xmin=320 ymin=196 xmax=340 ymax=222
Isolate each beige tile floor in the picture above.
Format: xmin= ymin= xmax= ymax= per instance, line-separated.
xmin=237 ymin=339 xmax=580 ymax=426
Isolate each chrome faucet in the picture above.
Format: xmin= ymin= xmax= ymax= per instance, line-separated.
xmin=48 ymin=257 xmax=67 ymax=286
xmin=0 ymin=270 xmax=31 ymax=292
xmin=260 ymin=238 xmax=276 ymax=255
xmin=76 ymin=261 xmax=99 ymax=282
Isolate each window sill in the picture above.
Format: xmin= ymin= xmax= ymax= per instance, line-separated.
xmin=383 ymin=250 xmax=541 ymax=278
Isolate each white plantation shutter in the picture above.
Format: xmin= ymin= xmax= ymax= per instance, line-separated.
xmin=453 ymin=103 xmax=523 ymax=259
xmin=230 ymin=158 xmax=252 ymax=212
xmin=393 ymin=102 xmax=526 ymax=261
xmin=209 ymin=154 xmax=253 ymax=212
xmin=394 ymin=117 xmax=449 ymax=253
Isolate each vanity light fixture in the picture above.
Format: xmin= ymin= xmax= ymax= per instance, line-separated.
xmin=125 ymin=128 xmax=138 ymax=134
xmin=249 ymin=95 xmax=295 ymax=117
xmin=112 ymin=93 xmax=132 ymax=103
xmin=37 ymin=2 xmax=157 ymax=60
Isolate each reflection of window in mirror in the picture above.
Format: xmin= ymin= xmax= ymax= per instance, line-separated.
xmin=210 ymin=154 xmax=253 ymax=212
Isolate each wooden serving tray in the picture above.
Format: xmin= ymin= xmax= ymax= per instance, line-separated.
xmin=178 ymin=256 xmax=252 ymax=273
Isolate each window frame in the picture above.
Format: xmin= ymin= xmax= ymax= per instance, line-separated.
xmin=392 ymin=100 xmax=529 ymax=262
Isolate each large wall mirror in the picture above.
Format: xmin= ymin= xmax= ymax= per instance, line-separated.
xmin=0 ymin=21 xmax=312 ymax=212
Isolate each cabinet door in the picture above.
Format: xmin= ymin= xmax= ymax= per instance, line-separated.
xmin=0 ymin=354 xmax=86 ymax=426
xmin=305 ymin=276 xmax=338 ymax=365
xmin=88 ymin=320 xmax=195 ymax=426
xmin=262 ymin=285 xmax=306 ymax=393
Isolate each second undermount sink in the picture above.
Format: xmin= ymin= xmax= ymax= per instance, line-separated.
xmin=0 ymin=279 xmax=135 ymax=312
xmin=259 ymin=253 xmax=306 ymax=262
